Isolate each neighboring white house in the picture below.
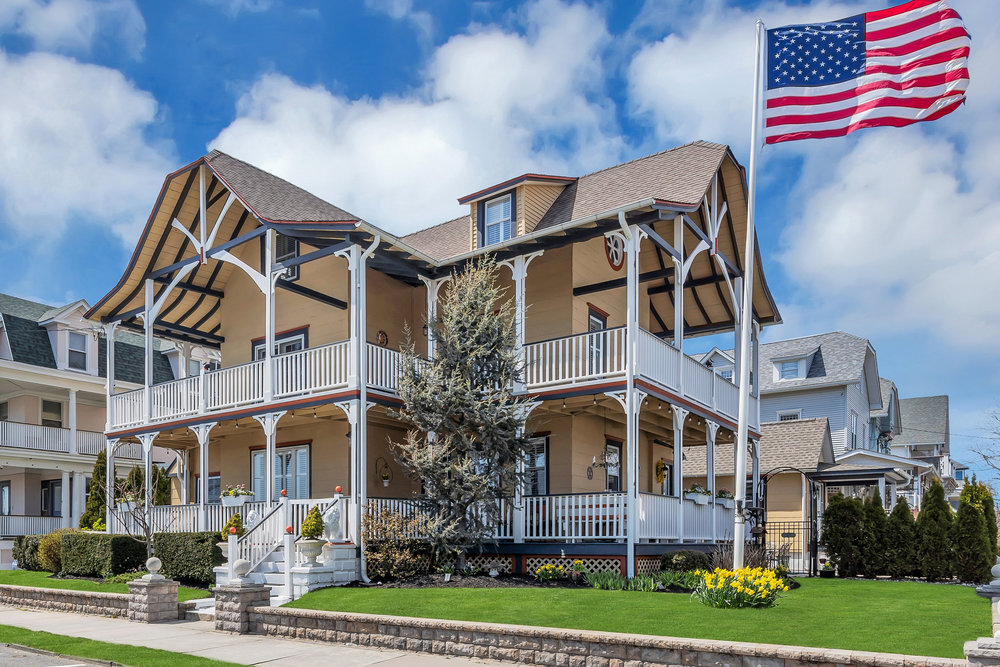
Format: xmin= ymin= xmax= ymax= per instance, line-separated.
xmin=699 ymin=332 xmax=934 ymax=512
xmin=892 ymin=395 xmax=965 ymax=510
xmin=0 ymin=294 xmax=170 ymax=567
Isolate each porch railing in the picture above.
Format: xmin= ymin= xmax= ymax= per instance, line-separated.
xmin=523 ymin=328 xmax=626 ymax=389
xmin=637 ymin=493 xmax=679 ymax=540
xmin=0 ymin=515 xmax=62 ymax=537
xmin=275 ymin=342 xmax=350 ymax=398
xmin=683 ymin=498 xmax=715 ymax=542
xmin=205 ymin=359 xmax=266 ymax=411
xmin=523 ymin=492 xmax=626 ymax=541
xmin=367 ymin=344 xmax=403 ymax=392
xmin=151 ymin=375 xmax=201 ymax=422
xmin=0 ymin=421 xmax=124 ymax=457
xmin=366 ymin=496 xmax=512 ymax=540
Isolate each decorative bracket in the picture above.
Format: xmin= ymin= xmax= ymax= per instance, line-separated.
xmin=189 ymin=422 xmax=218 ymax=446
xmin=252 ymin=411 xmax=287 ymax=437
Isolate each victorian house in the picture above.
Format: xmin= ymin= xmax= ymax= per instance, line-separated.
xmin=87 ymin=141 xmax=781 ymax=593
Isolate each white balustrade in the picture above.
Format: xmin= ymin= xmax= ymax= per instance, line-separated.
xmin=237 ymin=502 xmax=285 ymax=569
xmin=713 ymin=502 xmax=735 ymax=541
xmin=75 ymin=429 xmax=108 ymax=455
xmin=637 ymin=329 xmax=681 ymax=390
xmin=714 ymin=373 xmax=739 ymax=419
xmin=636 ymin=493 xmax=680 ymax=540
xmin=275 ymin=342 xmax=350 ymax=398
xmin=205 ymin=359 xmax=266 ymax=411
xmin=682 ymin=355 xmax=715 ymax=408
xmin=0 ymin=515 xmax=62 ymax=536
xmin=111 ymin=390 xmax=145 ymax=429
xmin=151 ymin=504 xmax=200 ymax=533
xmin=682 ymin=498 xmax=714 ymax=541
xmin=150 ymin=375 xmax=201 ymax=422
xmin=523 ymin=492 xmax=626 ymax=541
xmin=367 ymin=344 xmax=404 ymax=392
xmin=0 ymin=421 xmax=70 ymax=452
xmin=524 ymin=328 xmax=626 ymax=389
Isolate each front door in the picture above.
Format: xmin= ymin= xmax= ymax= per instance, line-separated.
xmin=588 ymin=310 xmax=607 ymax=375
xmin=41 ymin=480 xmax=62 ymax=517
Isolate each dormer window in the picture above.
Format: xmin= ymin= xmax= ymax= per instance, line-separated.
xmin=774 ymin=356 xmax=807 ymax=381
xmin=484 ymin=194 xmax=514 ymax=246
xmin=68 ymin=332 xmax=88 ymax=371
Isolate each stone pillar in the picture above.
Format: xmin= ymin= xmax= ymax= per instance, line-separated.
xmin=128 ymin=576 xmax=180 ymax=623
xmin=214 ymin=583 xmax=271 ymax=634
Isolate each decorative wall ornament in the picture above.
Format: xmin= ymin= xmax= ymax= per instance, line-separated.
xmin=605 ymin=234 xmax=625 ymax=271
xmin=376 ymin=330 xmax=389 ymax=347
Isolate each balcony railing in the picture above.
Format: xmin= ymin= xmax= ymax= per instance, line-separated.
xmin=0 ymin=420 xmax=133 ymax=457
xmin=0 ymin=515 xmax=62 ymax=537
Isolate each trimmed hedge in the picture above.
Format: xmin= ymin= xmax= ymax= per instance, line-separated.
xmin=660 ymin=549 xmax=711 ymax=572
xmin=59 ymin=533 xmax=146 ymax=577
xmin=152 ymin=532 xmax=223 ymax=585
xmin=12 ymin=535 xmax=43 ymax=571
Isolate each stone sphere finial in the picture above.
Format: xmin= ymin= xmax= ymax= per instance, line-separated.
xmin=233 ymin=558 xmax=252 ymax=578
xmin=146 ymin=557 xmax=162 ymax=575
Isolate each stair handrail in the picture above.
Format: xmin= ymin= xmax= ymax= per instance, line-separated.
xmin=236 ymin=499 xmax=285 ymax=571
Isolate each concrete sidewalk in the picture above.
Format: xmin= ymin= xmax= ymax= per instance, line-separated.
xmin=0 ymin=606 xmax=497 ymax=666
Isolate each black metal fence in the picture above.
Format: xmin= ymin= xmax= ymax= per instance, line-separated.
xmin=761 ymin=520 xmax=816 ymax=575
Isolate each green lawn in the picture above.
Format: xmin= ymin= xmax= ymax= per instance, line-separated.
xmin=0 ymin=624 xmax=240 ymax=666
xmin=287 ymin=578 xmax=988 ymax=659
xmin=0 ymin=570 xmax=211 ymax=602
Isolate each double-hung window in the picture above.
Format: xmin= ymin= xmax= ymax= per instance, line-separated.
xmin=41 ymin=400 xmax=62 ymax=428
xmin=275 ymin=234 xmax=299 ymax=281
xmin=779 ymin=361 xmax=798 ymax=379
xmin=68 ymin=332 xmax=87 ymax=371
xmin=252 ymin=443 xmax=310 ymax=501
xmin=253 ymin=332 xmax=305 ymax=360
xmin=195 ymin=474 xmax=221 ymax=504
xmin=0 ymin=401 xmax=7 ymax=421
xmin=483 ymin=194 xmax=513 ymax=246
xmin=524 ymin=437 xmax=547 ymax=496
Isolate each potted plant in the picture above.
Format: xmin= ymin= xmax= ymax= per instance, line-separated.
xmin=221 ymin=483 xmax=254 ymax=507
xmin=117 ymin=491 xmax=140 ymax=513
xmin=440 ymin=564 xmax=455 ymax=583
xmin=380 ymin=471 xmax=391 ymax=488
xmin=716 ymin=489 xmax=735 ymax=508
xmin=218 ymin=513 xmax=245 ymax=560
xmin=820 ymin=561 xmax=836 ymax=578
xmin=684 ymin=484 xmax=712 ymax=505
xmin=296 ymin=506 xmax=325 ymax=566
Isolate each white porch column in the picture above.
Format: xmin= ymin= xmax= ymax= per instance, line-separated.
xmin=672 ymin=406 xmax=689 ymax=540
xmin=878 ymin=476 xmax=887 ymax=508
xmin=732 ymin=277 xmax=743 ymax=381
xmin=143 ymin=278 xmax=154 ymax=423
xmin=137 ymin=432 xmax=158 ymax=527
xmin=334 ymin=401 xmax=372 ymax=549
xmin=501 ymin=252 xmax=543 ymax=393
xmin=180 ymin=449 xmax=190 ymax=505
xmin=263 ymin=229 xmax=276 ymax=401
xmin=419 ymin=276 xmax=451 ymax=360
xmin=68 ymin=389 xmax=77 ymax=455
xmin=706 ymin=421 xmax=719 ymax=540
xmin=105 ymin=439 xmax=117 ymax=533
xmin=672 ymin=215 xmax=685 ymax=355
xmin=189 ymin=423 xmax=216 ymax=530
xmin=253 ymin=412 xmax=286 ymax=503
xmin=72 ymin=471 xmax=85 ymax=528
xmin=513 ymin=402 xmax=541 ymax=545
xmin=60 ymin=471 xmax=71 ymax=529
xmin=890 ymin=481 xmax=898 ymax=507
xmin=104 ymin=322 xmax=118 ymax=431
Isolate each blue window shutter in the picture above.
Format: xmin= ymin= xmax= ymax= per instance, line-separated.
xmin=252 ymin=452 xmax=265 ymax=502
xmin=295 ymin=447 xmax=309 ymax=499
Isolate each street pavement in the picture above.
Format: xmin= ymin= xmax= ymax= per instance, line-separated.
xmin=0 ymin=606 xmax=497 ymax=666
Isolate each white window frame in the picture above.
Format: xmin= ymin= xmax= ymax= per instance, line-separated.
xmin=195 ymin=474 xmax=221 ymax=504
xmin=252 ymin=443 xmax=311 ymax=501
xmin=605 ymin=441 xmax=622 ymax=493
xmin=850 ymin=411 xmax=858 ymax=449
xmin=68 ymin=331 xmax=88 ymax=371
xmin=777 ymin=409 xmax=801 ymax=422
xmin=773 ymin=355 xmax=807 ymax=381
xmin=253 ymin=333 xmax=306 ymax=360
xmin=524 ymin=436 xmax=548 ymax=496
xmin=41 ymin=400 xmax=62 ymax=428
xmin=717 ymin=365 xmax=734 ymax=382
xmin=275 ymin=234 xmax=299 ymax=281
xmin=0 ymin=401 xmax=7 ymax=421
xmin=483 ymin=193 xmax=513 ymax=246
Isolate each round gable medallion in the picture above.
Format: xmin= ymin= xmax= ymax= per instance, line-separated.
xmin=376 ymin=330 xmax=389 ymax=347
xmin=605 ymin=234 xmax=625 ymax=271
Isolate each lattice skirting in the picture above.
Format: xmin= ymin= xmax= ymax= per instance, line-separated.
xmin=635 ymin=557 xmax=661 ymax=576
xmin=465 ymin=554 xmax=514 ymax=574
xmin=523 ymin=556 xmax=623 ymax=576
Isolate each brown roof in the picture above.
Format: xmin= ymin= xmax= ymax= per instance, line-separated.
xmin=400 ymin=215 xmax=471 ymax=260
xmin=535 ymin=141 xmax=728 ymax=231
xmin=206 ymin=150 xmax=360 ymax=224
xmin=684 ymin=418 xmax=834 ymax=476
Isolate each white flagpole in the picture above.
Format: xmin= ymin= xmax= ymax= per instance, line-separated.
xmin=733 ymin=18 xmax=765 ymax=570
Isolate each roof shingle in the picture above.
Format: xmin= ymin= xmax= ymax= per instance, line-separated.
xmin=685 ymin=417 xmax=834 ymax=476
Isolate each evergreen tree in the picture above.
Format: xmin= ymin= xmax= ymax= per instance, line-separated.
xmin=916 ymin=481 xmax=954 ymax=581
xmin=960 ymin=477 xmax=998 ymax=561
xmin=860 ymin=489 xmax=888 ymax=577
xmin=885 ymin=496 xmax=917 ymax=578
xmin=79 ymin=450 xmax=108 ymax=529
xmin=952 ymin=498 xmax=993 ymax=584
xmin=390 ymin=256 xmax=530 ymax=565
xmin=821 ymin=494 xmax=864 ymax=577
xmin=125 ymin=464 xmax=172 ymax=506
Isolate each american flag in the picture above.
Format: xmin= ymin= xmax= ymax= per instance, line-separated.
xmin=764 ymin=0 xmax=970 ymax=144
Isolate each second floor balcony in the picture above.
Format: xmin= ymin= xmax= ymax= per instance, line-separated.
xmin=0 ymin=419 xmax=139 ymax=458
xmin=108 ymin=328 xmax=758 ymax=432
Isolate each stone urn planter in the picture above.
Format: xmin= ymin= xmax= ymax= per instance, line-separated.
xmin=221 ymin=495 xmax=248 ymax=507
xmin=297 ymin=538 xmax=325 ymax=567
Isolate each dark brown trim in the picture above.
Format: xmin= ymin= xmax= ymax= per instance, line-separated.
xmin=248 ymin=439 xmax=313 ymax=452
xmin=585 ymin=303 xmax=610 ymax=320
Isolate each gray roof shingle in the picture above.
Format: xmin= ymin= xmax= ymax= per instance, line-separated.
xmin=753 ymin=331 xmax=874 ymax=394
xmin=401 ymin=215 xmax=470 ymax=260
xmin=206 ymin=151 xmax=361 ymax=224
xmin=684 ymin=417 xmax=834 ymax=476
xmin=895 ymin=395 xmax=949 ymax=448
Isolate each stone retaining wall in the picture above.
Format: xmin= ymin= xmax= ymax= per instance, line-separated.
xmin=248 ymin=605 xmax=964 ymax=667
xmin=0 ymin=584 xmax=129 ymax=618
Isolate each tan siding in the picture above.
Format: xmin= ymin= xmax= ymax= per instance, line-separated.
xmin=469 ymin=204 xmax=477 ymax=251
xmin=522 ymin=184 xmax=565 ymax=235
xmin=524 ymin=246 xmax=573 ymax=343
xmin=572 ymin=235 xmax=626 ymax=334
xmin=76 ymin=404 xmax=105 ymax=432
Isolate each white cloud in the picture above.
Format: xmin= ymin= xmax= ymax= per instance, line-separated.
xmin=0 ymin=0 xmax=145 ymax=58
xmin=0 ymin=50 xmax=174 ymax=243
xmin=209 ymin=0 xmax=625 ymax=234
xmin=364 ymin=0 xmax=433 ymax=43
xmin=200 ymin=0 xmax=276 ymax=16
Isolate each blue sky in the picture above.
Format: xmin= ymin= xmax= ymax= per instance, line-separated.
xmin=0 ymin=0 xmax=997 ymax=481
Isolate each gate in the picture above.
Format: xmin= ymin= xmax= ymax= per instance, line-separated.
xmin=761 ymin=521 xmax=816 ymax=575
